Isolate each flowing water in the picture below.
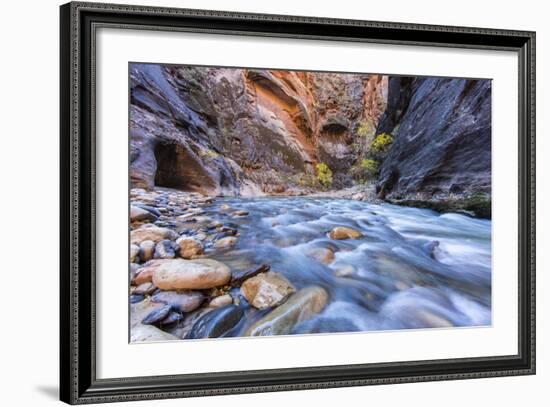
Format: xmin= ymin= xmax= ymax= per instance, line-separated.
xmin=198 ymin=197 xmax=491 ymax=335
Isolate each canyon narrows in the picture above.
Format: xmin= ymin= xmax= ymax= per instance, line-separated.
xmin=129 ymin=63 xmax=492 ymax=341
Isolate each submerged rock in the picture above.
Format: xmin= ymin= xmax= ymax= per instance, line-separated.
xmin=152 ymin=258 xmax=231 ymax=290
xmin=244 ymin=286 xmax=328 ymax=336
xmin=213 ymin=236 xmax=238 ymax=249
xmin=241 ymin=272 xmax=295 ymax=310
xmin=185 ymin=305 xmax=244 ymax=339
xmin=306 ymin=247 xmax=336 ymax=264
xmin=329 ymin=226 xmax=362 ymax=240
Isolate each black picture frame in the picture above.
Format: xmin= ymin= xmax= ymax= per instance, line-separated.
xmin=60 ymin=1 xmax=536 ymax=404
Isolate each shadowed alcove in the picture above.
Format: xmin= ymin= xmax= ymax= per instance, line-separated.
xmin=154 ymin=142 xmax=216 ymax=193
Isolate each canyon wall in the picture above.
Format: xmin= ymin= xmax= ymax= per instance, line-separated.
xmin=130 ymin=64 xmax=387 ymax=195
xmin=376 ymin=77 xmax=492 ymax=217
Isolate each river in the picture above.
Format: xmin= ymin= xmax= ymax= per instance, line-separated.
xmin=183 ymin=196 xmax=492 ymax=335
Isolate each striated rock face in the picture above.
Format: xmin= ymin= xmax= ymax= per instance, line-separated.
xmin=376 ymin=77 xmax=492 ymax=217
xmin=130 ymin=64 xmax=388 ymax=194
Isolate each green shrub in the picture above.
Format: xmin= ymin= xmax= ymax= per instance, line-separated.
xmin=356 ymin=122 xmax=373 ymax=138
xmin=371 ymin=133 xmax=394 ymax=154
xmin=351 ymin=159 xmax=379 ymax=183
xmin=315 ymin=162 xmax=333 ymax=188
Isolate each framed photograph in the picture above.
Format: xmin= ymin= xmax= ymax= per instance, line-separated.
xmin=60 ymin=1 xmax=536 ymax=404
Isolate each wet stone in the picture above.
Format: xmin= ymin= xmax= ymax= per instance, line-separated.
xmin=141 ymin=304 xmax=172 ymax=325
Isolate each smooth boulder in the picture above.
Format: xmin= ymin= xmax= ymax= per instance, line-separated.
xmin=244 ymin=286 xmax=328 ymax=336
xmin=152 ymin=259 xmax=231 ymax=290
xmin=185 ymin=305 xmax=244 ymax=339
xmin=241 ymin=272 xmax=295 ymax=310
xmin=131 ymin=225 xmax=178 ymax=245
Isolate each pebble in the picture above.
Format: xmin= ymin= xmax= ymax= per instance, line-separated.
xmin=176 ymin=237 xmax=204 ymax=259
xmin=141 ymin=304 xmax=172 ymax=325
xmin=130 ymin=244 xmax=140 ymax=263
xmin=154 ymin=240 xmax=176 ymax=259
xmin=209 ymin=294 xmax=233 ymax=308
xmin=213 ymin=236 xmax=238 ymax=249
xmin=130 ymin=205 xmax=158 ymax=222
xmin=161 ymin=311 xmax=184 ymax=326
xmin=139 ymin=240 xmax=156 ymax=262
xmin=133 ymin=282 xmax=156 ymax=295
xmin=130 ymin=294 xmax=145 ymax=304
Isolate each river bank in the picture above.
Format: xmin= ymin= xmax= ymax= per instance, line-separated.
xmin=129 ymin=187 xmax=491 ymax=342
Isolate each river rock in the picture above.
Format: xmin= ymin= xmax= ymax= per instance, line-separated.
xmin=213 ymin=236 xmax=238 ymax=249
xmin=141 ymin=304 xmax=172 ymax=325
xmin=135 ymin=204 xmax=161 ymax=217
xmin=232 ymin=210 xmax=249 ymax=217
xmin=329 ymin=226 xmax=362 ymax=240
xmin=130 ymin=205 xmax=158 ymax=222
xmin=130 ymin=244 xmax=140 ymax=263
xmin=133 ymin=282 xmax=156 ymax=295
xmin=130 ymin=294 xmax=145 ymax=304
xmin=131 ymin=324 xmax=179 ymax=342
xmin=185 ymin=305 xmax=244 ymax=339
xmin=130 ymin=225 xmax=178 ymax=245
xmin=132 ymin=259 xmax=171 ymax=285
xmin=241 ymin=272 xmax=296 ymax=310
xmin=176 ymin=237 xmax=204 ymax=259
xmin=244 ymin=286 xmax=328 ymax=336
xmin=133 ymin=267 xmax=154 ymax=285
xmin=154 ymin=239 xmax=176 ymax=259
xmin=152 ymin=258 xmax=231 ymax=290
xmin=139 ymin=240 xmax=156 ymax=262
xmin=151 ymin=290 xmax=205 ymax=312
xmin=161 ymin=311 xmax=184 ymax=326
xmin=209 ymin=294 xmax=233 ymax=308
xmin=230 ymin=264 xmax=270 ymax=287
xmin=334 ymin=264 xmax=355 ymax=278
xmin=306 ymin=247 xmax=335 ymax=264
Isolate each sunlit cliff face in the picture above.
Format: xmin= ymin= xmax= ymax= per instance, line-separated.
xmin=130 ymin=64 xmax=388 ymax=195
